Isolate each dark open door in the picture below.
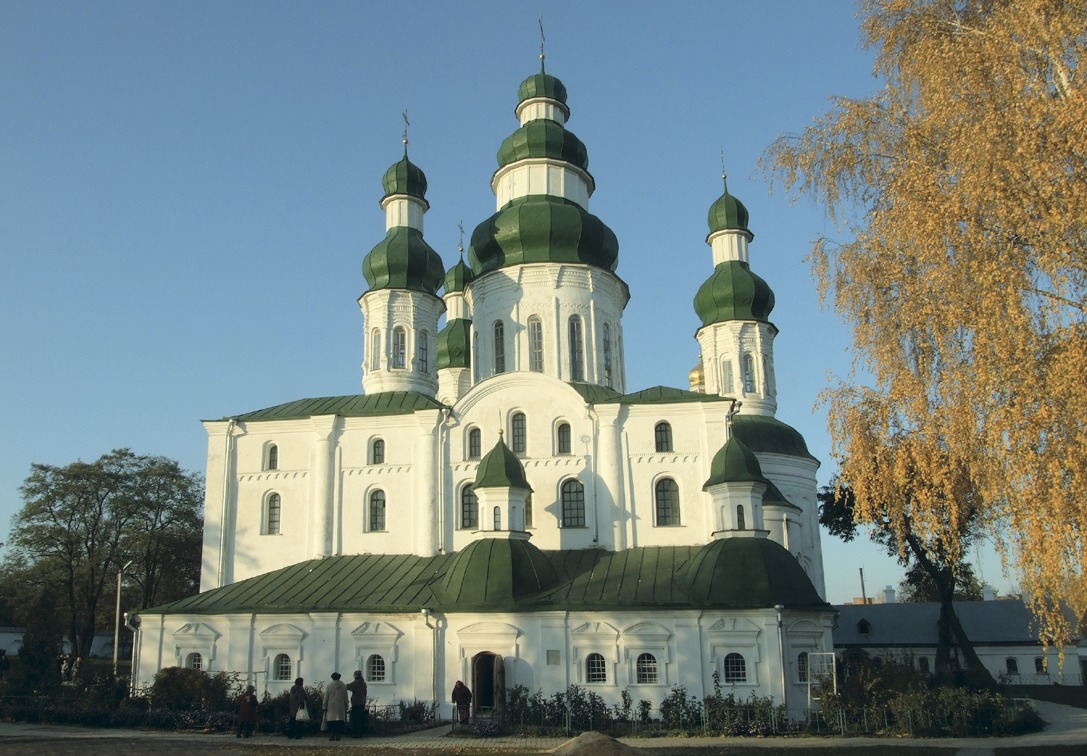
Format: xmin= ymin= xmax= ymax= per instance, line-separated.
xmin=493 ymin=654 xmax=506 ymax=716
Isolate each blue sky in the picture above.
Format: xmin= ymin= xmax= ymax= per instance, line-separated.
xmin=0 ymin=0 xmax=1015 ymax=603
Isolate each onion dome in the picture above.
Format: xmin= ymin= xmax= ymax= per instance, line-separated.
xmin=475 ymin=438 xmax=533 ymax=491
xmin=434 ymin=537 xmax=562 ymax=610
xmin=444 ymin=257 xmax=475 ymax=295
xmin=381 ymin=154 xmax=428 ymax=203
xmin=497 ymin=120 xmax=588 ymax=171
xmin=707 ymin=182 xmax=750 ymax=236
xmin=693 ymin=261 xmax=775 ymax=327
xmin=517 ymin=71 xmax=568 ymax=109
xmin=362 ymin=227 xmax=445 ymax=294
xmin=684 ymin=538 xmax=827 ymax=607
xmin=469 ymin=195 xmax=618 ymax=274
xmin=703 ymin=436 xmax=771 ymax=490
xmin=731 ymin=414 xmax=816 ymax=461
xmin=688 ymin=358 xmax=705 ymax=390
xmin=437 ymin=319 xmax=471 ymax=369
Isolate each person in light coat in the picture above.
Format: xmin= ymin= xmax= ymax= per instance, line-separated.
xmin=323 ymin=672 xmax=349 ymax=741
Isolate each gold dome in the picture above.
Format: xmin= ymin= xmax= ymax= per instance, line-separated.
xmin=688 ymin=357 xmax=705 ymax=393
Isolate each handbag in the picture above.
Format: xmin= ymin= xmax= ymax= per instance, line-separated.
xmin=295 ymin=706 xmax=310 ymax=722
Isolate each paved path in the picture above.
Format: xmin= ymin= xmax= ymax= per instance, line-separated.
xmin=0 ymin=699 xmax=1084 ymax=753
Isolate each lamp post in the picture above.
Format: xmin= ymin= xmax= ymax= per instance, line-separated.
xmin=775 ymin=604 xmax=787 ymax=714
xmin=113 ymin=560 xmax=133 ymax=677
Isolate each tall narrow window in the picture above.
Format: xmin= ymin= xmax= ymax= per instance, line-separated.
xmin=468 ymin=428 xmax=482 ymax=459
xmin=493 ymin=320 xmax=506 ymax=374
xmin=742 ymin=354 xmax=757 ymax=393
xmin=918 ymin=657 xmax=930 ymax=674
xmin=561 ymin=479 xmax=585 ymax=527
xmin=525 ymin=494 xmax=533 ymax=528
xmin=472 ymin=331 xmax=480 ymax=383
xmin=266 ymin=494 xmax=281 ymax=535
xmin=367 ymin=654 xmax=386 ymax=682
xmin=723 ymin=359 xmax=734 ymax=393
xmin=557 ymin=423 xmax=571 ymax=454
xmin=493 ymin=506 xmax=501 ymax=530
xmin=417 ymin=331 xmax=429 ymax=372
xmin=511 ymin=412 xmax=526 ymax=454
xmin=274 ymin=653 xmax=292 ymax=681
xmin=636 ymin=653 xmax=658 ymax=684
xmin=392 ymin=327 xmax=406 ymax=369
xmin=654 ymin=422 xmax=673 ymax=452
xmin=370 ymin=330 xmax=381 ymax=371
xmin=369 ymin=490 xmax=386 ymax=532
xmin=371 ymin=438 xmax=385 ymax=465
xmin=723 ymin=653 xmax=747 ymax=683
xmin=736 ymin=505 xmax=746 ymax=530
xmin=266 ymin=444 xmax=279 ymax=471
xmin=797 ymin=652 xmax=809 ymax=683
xmin=602 ymin=324 xmax=613 ymax=388
xmin=586 ymin=653 xmax=606 ymax=683
xmin=528 ymin=316 xmax=544 ymax=372
xmin=655 ymin=478 xmax=680 ymax=526
xmin=568 ymin=316 xmax=584 ymax=381
xmin=1006 ymin=658 xmax=1019 ymax=675
xmin=461 ymin=486 xmax=478 ymax=529
xmin=1035 ymin=657 xmax=1047 ymax=674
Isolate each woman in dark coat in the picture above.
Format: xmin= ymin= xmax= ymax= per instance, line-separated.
xmin=287 ymin=677 xmax=307 ymax=739
xmin=451 ymin=680 xmax=472 ymax=724
xmin=236 ymin=684 xmax=258 ymax=738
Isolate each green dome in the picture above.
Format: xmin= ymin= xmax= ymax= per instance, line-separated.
xmin=475 ymin=438 xmax=533 ymax=491
xmin=762 ymin=481 xmax=802 ymax=511
xmin=434 ymin=538 xmax=563 ymax=611
xmin=708 ymin=185 xmax=750 ymax=235
xmin=381 ymin=155 xmax=428 ymax=202
xmin=437 ymin=318 xmax=472 ymax=369
xmin=469 ymin=195 xmax=618 ymax=274
xmin=731 ymin=415 xmax=816 ymax=461
xmin=362 ymin=227 xmax=445 ymax=295
xmin=443 ymin=258 xmax=475 ymax=294
xmin=497 ymin=119 xmax=588 ymax=171
xmin=517 ymin=71 xmax=568 ymax=107
xmin=704 ymin=436 xmax=771 ymax=490
xmin=693 ymin=261 xmax=775 ymax=326
xmin=684 ymin=538 xmax=828 ymax=608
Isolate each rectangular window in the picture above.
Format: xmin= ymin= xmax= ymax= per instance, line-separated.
xmin=529 ymin=317 xmax=544 ymax=372
xmin=494 ymin=321 xmax=506 ymax=374
xmin=393 ymin=329 xmax=406 ymax=369
xmin=418 ymin=333 xmax=428 ymax=373
xmin=569 ymin=317 xmax=584 ymax=381
xmin=511 ymin=413 xmax=526 ymax=454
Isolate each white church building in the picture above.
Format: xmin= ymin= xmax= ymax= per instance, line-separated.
xmin=132 ymin=64 xmax=836 ymax=715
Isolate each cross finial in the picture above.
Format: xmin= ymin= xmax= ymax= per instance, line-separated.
xmin=720 ymin=146 xmax=728 ymax=191
xmin=538 ymin=17 xmax=546 ymax=72
xmin=458 ymin=221 xmax=465 ymax=257
xmin=402 ymin=110 xmax=410 ymax=155
xmin=726 ymin=399 xmax=742 ymax=436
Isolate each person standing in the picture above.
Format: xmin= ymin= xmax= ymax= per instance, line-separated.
xmin=287 ymin=677 xmax=307 ymax=740
xmin=451 ymin=680 xmax=472 ymax=724
xmin=236 ymin=684 xmax=258 ymax=738
xmin=346 ymin=669 xmax=368 ymax=737
xmin=323 ymin=672 xmax=348 ymax=741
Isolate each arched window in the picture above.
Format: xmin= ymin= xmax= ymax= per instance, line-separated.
xmin=186 ymin=652 xmax=202 ymax=670
xmin=467 ymin=428 xmax=482 ymax=459
xmin=586 ymin=652 xmax=606 ymax=683
xmin=472 ymin=331 xmax=480 ymax=382
xmin=857 ymin=620 xmax=871 ymax=635
xmin=1035 ymin=656 xmax=1047 ymax=674
xmin=392 ymin=327 xmax=407 ymax=369
xmin=461 ymin=486 xmax=478 ymax=529
xmin=723 ymin=653 xmax=747 ymax=683
xmin=493 ymin=506 xmax=501 ymax=530
xmin=654 ymin=422 xmax=673 ymax=453
xmin=602 ymin=324 xmax=613 ymax=388
xmin=417 ymin=330 xmax=429 ymax=372
xmin=568 ymin=316 xmax=584 ymax=381
xmin=369 ymin=490 xmax=386 ymax=532
xmin=370 ymin=329 xmax=381 ymax=371
xmin=266 ymin=493 xmax=281 ymax=535
xmin=655 ymin=478 xmax=680 ymax=526
xmin=557 ymin=423 xmax=571 ymax=454
xmin=561 ymin=479 xmax=585 ymax=528
xmin=742 ymin=353 xmax=757 ymax=393
xmin=511 ymin=412 xmax=526 ymax=454
xmin=636 ymin=653 xmax=658 ymax=684
xmin=528 ymin=316 xmax=544 ymax=372
xmin=367 ymin=654 xmax=386 ymax=682
xmin=371 ymin=438 xmax=385 ymax=465
xmin=273 ymin=653 xmax=292 ymax=681
xmin=736 ymin=505 xmax=746 ymax=530
xmin=797 ymin=652 xmax=809 ymax=683
xmin=1006 ymin=657 xmax=1019 ymax=675
xmin=266 ymin=444 xmax=279 ymax=471
xmin=918 ymin=657 xmax=930 ymax=674
xmin=493 ymin=320 xmax=506 ymax=374
xmin=723 ymin=359 xmax=734 ymax=393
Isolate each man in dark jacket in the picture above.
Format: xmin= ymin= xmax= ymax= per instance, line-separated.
xmin=287 ymin=677 xmax=307 ymax=739
xmin=346 ymin=669 xmax=368 ymax=737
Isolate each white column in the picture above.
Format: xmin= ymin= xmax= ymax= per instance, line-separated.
xmin=311 ymin=415 xmax=338 ymax=558
xmin=414 ymin=413 xmax=441 ymax=556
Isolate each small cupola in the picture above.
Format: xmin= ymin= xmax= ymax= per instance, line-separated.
xmin=703 ymin=434 xmax=770 ymax=538
xmin=472 ymin=435 xmax=533 ymax=539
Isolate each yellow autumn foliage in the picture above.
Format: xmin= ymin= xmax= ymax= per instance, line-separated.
xmin=766 ymin=0 xmax=1087 ymax=643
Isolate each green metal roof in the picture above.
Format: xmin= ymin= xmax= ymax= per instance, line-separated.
xmin=223 ymin=392 xmax=445 ymax=422
xmin=731 ymin=415 xmax=816 ymax=461
xmin=142 ymin=544 xmax=829 ymax=616
xmin=437 ymin=318 xmax=472 ymax=370
xmin=497 ymin=120 xmax=588 ymax=171
xmin=363 ymin=226 xmax=445 ymax=295
xmin=693 ymin=261 xmax=775 ymax=327
xmin=517 ymin=71 xmax=568 ymax=107
xmin=474 ymin=438 xmax=532 ymax=491
xmin=762 ymin=481 xmax=803 ymax=512
xmin=443 ymin=257 xmax=475 ymax=294
xmin=704 ymin=436 xmax=771 ymax=490
xmin=567 ymin=384 xmax=729 ymax=406
xmin=707 ymin=182 xmax=750 ymax=236
xmin=381 ymin=154 xmax=428 ymax=203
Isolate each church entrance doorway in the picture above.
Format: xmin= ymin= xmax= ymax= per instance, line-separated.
xmin=471 ymin=651 xmax=505 ymax=717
